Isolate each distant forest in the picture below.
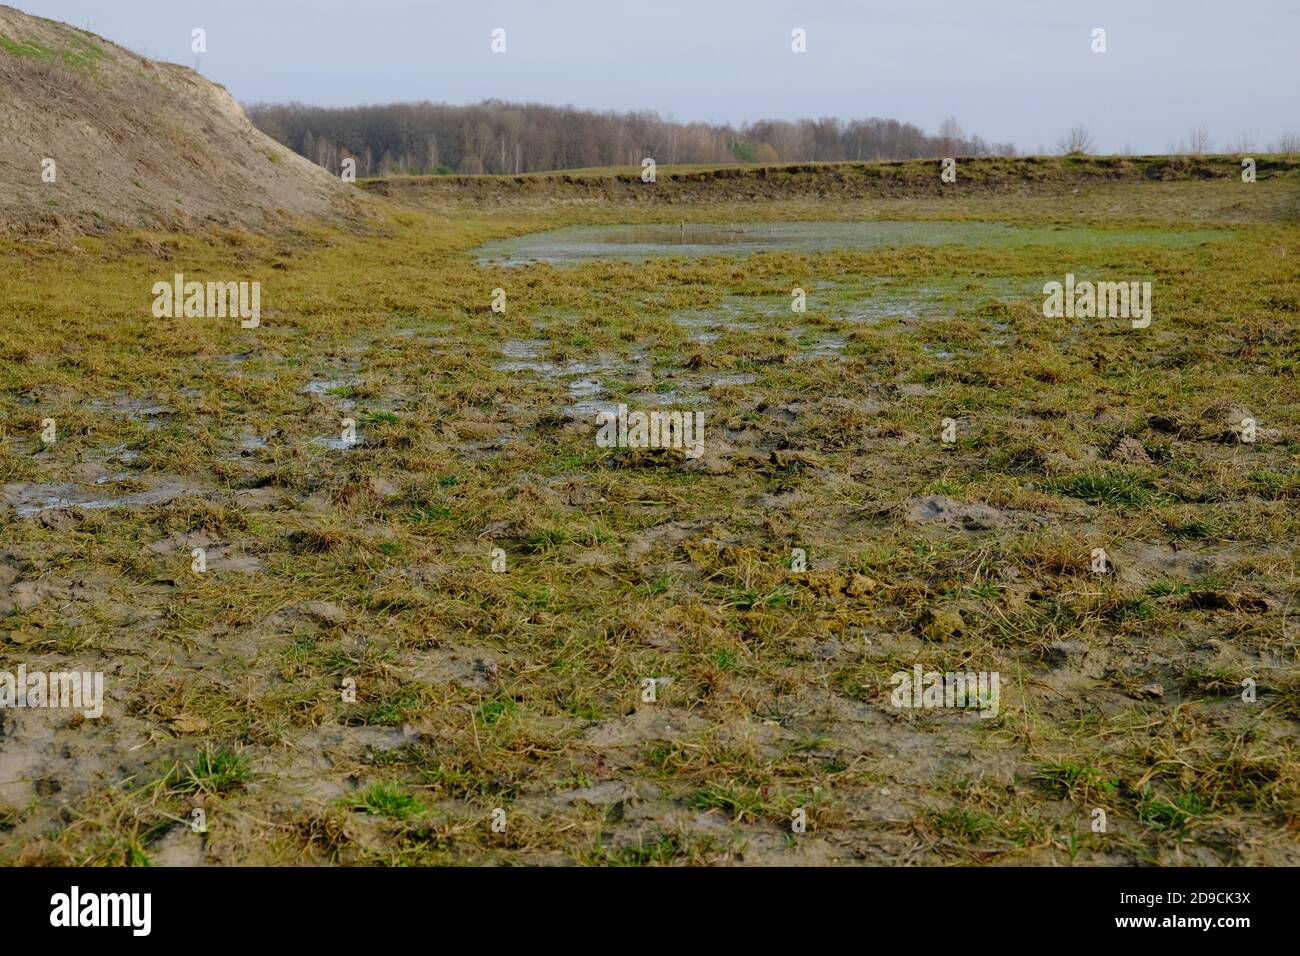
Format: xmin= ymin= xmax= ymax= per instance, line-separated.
xmin=246 ymin=100 xmax=1018 ymax=176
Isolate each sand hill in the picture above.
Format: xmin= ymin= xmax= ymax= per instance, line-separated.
xmin=0 ymin=4 xmax=363 ymax=234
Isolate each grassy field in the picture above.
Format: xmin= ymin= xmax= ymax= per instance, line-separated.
xmin=1 ymin=157 xmax=1297 ymax=865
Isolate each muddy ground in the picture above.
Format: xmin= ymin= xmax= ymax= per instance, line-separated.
xmin=1 ymin=160 xmax=1298 ymax=865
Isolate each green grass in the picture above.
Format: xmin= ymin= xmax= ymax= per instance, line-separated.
xmin=356 ymin=783 xmax=425 ymax=819
xmin=928 ymin=808 xmax=998 ymax=842
xmin=690 ymin=785 xmax=768 ymax=822
xmin=1047 ymin=471 xmax=1161 ymax=508
xmin=587 ymin=833 xmax=689 ymax=866
xmin=0 ymin=32 xmax=105 ymax=71
xmin=407 ymin=503 xmax=451 ymax=523
xmin=0 ymin=34 xmax=54 ymax=59
xmin=176 ymin=746 xmax=251 ymax=795
xmin=1137 ymin=791 xmax=1210 ymax=831
xmin=1032 ymin=762 xmax=1120 ymax=800
xmin=1108 ymin=598 xmax=1156 ymax=622
xmin=1250 ymin=469 xmax=1300 ymax=498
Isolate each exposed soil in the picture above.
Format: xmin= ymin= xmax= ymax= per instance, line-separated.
xmin=0 ymin=4 xmax=370 ymax=235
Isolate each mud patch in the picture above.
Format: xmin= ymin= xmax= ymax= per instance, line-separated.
xmin=905 ymin=495 xmax=1022 ymax=531
xmin=2 ymin=476 xmax=205 ymax=517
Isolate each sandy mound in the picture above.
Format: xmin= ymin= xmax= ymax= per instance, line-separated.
xmin=0 ymin=4 xmax=365 ymax=234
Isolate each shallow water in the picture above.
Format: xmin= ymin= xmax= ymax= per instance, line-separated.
xmin=564 ymin=399 xmax=622 ymax=419
xmin=88 ymin=394 xmax=172 ymax=421
xmin=312 ymin=436 xmax=358 ymax=451
xmin=703 ymin=373 xmax=758 ymax=388
xmin=656 ymin=278 xmax=1028 ymax=343
xmin=475 ymin=221 xmax=1228 ymax=265
xmin=498 ymin=359 xmax=609 ymax=377
xmin=3 ymin=477 xmax=198 ymax=516
xmin=500 ymin=339 xmax=545 ymax=359
xmin=302 ymin=378 xmax=360 ymax=398
xmin=794 ymin=335 xmax=847 ymax=360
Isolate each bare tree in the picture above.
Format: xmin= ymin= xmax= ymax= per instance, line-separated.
xmin=1187 ymin=126 xmax=1212 ymax=155
xmin=938 ymin=116 xmax=963 ymax=155
xmin=1271 ymin=132 xmax=1300 ymax=153
xmin=1057 ymin=125 xmax=1093 ymax=155
xmin=1228 ymin=132 xmax=1255 ymax=153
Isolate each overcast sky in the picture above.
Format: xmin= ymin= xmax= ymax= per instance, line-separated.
xmin=16 ymin=0 xmax=1300 ymax=153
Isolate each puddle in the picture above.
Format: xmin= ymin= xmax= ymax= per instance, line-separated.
xmin=302 ymin=378 xmax=358 ymax=395
xmin=565 ymin=399 xmax=622 ymax=419
xmin=833 ymin=277 xmax=1030 ymax=324
xmin=96 ymin=445 xmax=139 ymax=465
xmin=501 ymin=339 xmax=546 ymax=359
xmin=666 ymin=279 xmax=1024 ymax=346
xmin=495 ymin=358 xmax=611 ymax=378
xmin=839 ymin=293 xmax=925 ymax=322
xmin=312 ymin=436 xmax=359 ymax=451
xmin=921 ymin=345 xmax=957 ymax=361
xmin=476 ymin=221 xmax=1229 ymax=265
xmin=670 ymin=315 xmax=723 ymax=343
xmin=670 ymin=298 xmax=781 ymax=337
xmin=302 ymin=378 xmax=361 ymax=414
xmin=3 ymin=477 xmax=202 ymax=516
xmin=795 ymin=335 xmax=846 ymax=361
xmin=498 ymin=360 xmax=553 ymax=373
xmin=625 ymin=389 xmax=708 ymax=406
xmin=88 ymin=394 xmax=172 ymax=419
xmin=702 ymin=372 xmax=757 ymax=388
xmin=561 ymin=378 xmax=613 ymax=417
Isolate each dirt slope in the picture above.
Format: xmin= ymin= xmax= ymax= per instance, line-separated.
xmin=0 ymin=4 xmax=365 ymax=234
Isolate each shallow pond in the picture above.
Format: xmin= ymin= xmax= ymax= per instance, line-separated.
xmin=475 ymin=220 xmax=1228 ymax=265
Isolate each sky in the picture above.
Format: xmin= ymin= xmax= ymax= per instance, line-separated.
xmin=15 ymin=0 xmax=1300 ymax=154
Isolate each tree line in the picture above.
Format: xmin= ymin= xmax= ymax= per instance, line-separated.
xmin=245 ymin=100 xmax=1018 ymax=176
